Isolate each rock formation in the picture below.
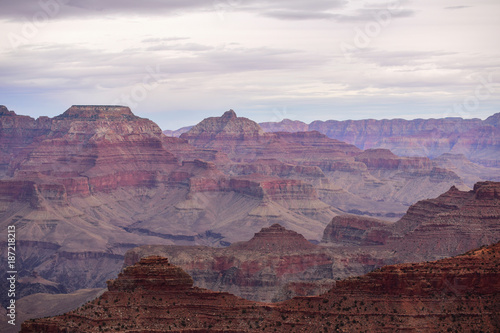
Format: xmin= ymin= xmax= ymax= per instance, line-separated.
xmin=321 ymin=214 xmax=391 ymax=246
xmin=21 ymin=241 xmax=500 ymax=332
xmin=124 ymin=224 xmax=393 ymax=302
xmin=322 ymin=181 xmax=500 ymax=262
xmin=180 ymin=110 xmax=468 ymax=218
xmin=260 ymin=113 xmax=500 ymax=167
xmin=0 ymin=106 xmax=338 ymax=304
xmin=432 ymin=153 xmax=500 ymax=187
xmin=123 ymin=182 xmax=500 ymax=304
xmin=1 ymin=106 xmax=496 ymax=325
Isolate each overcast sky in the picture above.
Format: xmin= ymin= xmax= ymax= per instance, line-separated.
xmin=0 ymin=0 xmax=499 ymax=129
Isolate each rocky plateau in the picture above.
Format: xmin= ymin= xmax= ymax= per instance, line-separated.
xmin=21 ymin=240 xmax=500 ymax=332
xmin=1 ymin=105 xmax=499 ymax=331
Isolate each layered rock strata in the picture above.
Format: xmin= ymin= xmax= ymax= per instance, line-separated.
xmin=124 ymin=224 xmax=393 ymax=302
xmin=261 ymin=112 xmax=500 ymax=167
xmin=21 ymin=241 xmax=500 ymax=332
xmin=322 ymin=181 xmax=500 ymax=262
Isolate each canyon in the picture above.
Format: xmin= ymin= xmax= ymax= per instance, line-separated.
xmin=20 ymin=240 xmax=500 ymax=332
xmin=121 ymin=181 xmax=500 ymax=303
xmin=1 ymin=105 xmax=499 ymax=331
xmin=166 ymin=111 xmax=500 ymax=168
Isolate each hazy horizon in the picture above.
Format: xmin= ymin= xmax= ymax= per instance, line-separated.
xmin=1 ymin=0 xmax=499 ymax=129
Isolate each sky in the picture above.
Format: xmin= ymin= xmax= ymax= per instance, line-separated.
xmin=0 ymin=0 xmax=499 ymax=130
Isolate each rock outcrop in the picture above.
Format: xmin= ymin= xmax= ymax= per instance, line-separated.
xmin=322 ymin=181 xmax=500 ymax=262
xmin=432 ymin=153 xmax=500 ymax=187
xmin=1 ymin=106 xmax=496 ymax=324
xmin=321 ymin=214 xmax=391 ymax=246
xmin=260 ymin=113 xmax=500 ymax=167
xmin=123 ymin=224 xmax=393 ymax=302
xmin=21 ymin=241 xmax=500 ymax=332
xmin=181 ymin=110 xmax=468 ymax=218
xmin=230 ymin=224 xmax=316 ymax=251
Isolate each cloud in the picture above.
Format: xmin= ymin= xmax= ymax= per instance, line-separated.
xmin=444 ymin=6 xmax=472 ymax=10
xmin=0 ymin=0 xmax=415 ymax=23
xmin=262 ymin=10 xmax=335 ymax=21
xmin=254 ymin=1 xmax=415 ymax=22
xmin=331 ymin=8 xmax=414 ymax=22
xmin=0 ymin=41 xmax=326 ymax=94
xmin=0 ymin=0 xmax=211 ymax=19
xmin=141 ymin=37 xmax=190 ymax=44
xmin=145 ymin=42 xmax=214 ymax=52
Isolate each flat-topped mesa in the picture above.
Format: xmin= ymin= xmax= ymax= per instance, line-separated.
xmin=354 ymin=148 xmax=432 ymax=170
xmin=232 ymin=223 xmax=317 ymax=251
xmin=181 ymin=109 xmax=265 ymax=139
xmin=55 ymin=105 xmax=138 ymax=120
xmin=474 ymin=181 xmax=500 ymax=200
xmin=322 ymin=214 xmax=392 ymax=246
xmin=107 ymin=256 xmax=193 ymax=292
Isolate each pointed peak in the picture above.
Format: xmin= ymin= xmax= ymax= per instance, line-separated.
xmin=222 ymin=109 xmax=237 ymax=120
xmin=107 ymin=256 xmax=193 ymax=292
xmin=231 ymin=224 xmax=316 ymax=252
xmin=181 ymin=109 xmax=264 ymax=138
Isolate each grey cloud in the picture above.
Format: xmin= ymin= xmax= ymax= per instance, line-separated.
xmin=146 ymin=43 xmax=214 ymax=52
xmin=263 ymin=10 xmax=335 ymax=20
xmin=350 ymin=49 xmax=500 ymax=78
xmin=0 ymin=42 xmax=326 ymax=93
xmin=0 ymin=0 xmax=364 ymax=22
xmin=262 ymin=6 xmax=414 ymax=22
xmin=351 ymin=49 xmax=456 ymax=67
xmin=332 ymin=8 xmax=414 ymax=22
xmin=444 ymin=6 xmax=472 ymax=10
xmin=142 ymin=37 xmax=190 ymax=44
xmin=0 ymin=0 xmax=210 ymax=19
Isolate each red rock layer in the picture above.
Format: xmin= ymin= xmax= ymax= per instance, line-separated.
xmin=322 ymin=181 xmax=500 ymax=262
xmin=230 ymin=224 xmax=317 ymax=252
xmin=180 ymin=110 xmax=361 ymax=163
xmin=321 ymin=214 xmax=391 ymax=245
xmin=354 ymin=148 xmax=432 ymax=171
xmin=123 ymin=224 xmax=388 ymax=302
xmin=107 ymin=256 xmax=194 ymax=292
xmin=21 ymin=241 xmax=500 ymax=332
xmin=1 ymin=105 xmax=180 ymax=198
xmin=228 ymin=175 xmax=318 ymax=201
xmin=260 ymin=113 xmax=500 ymax=166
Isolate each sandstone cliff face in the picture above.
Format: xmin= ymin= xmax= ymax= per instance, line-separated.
xmin=321 ymin=214 xmax=391 ymax=245
xmin=14 ymin=105 xmax=179 ymax=195
xmin=126 ymin=183 xmax=499 ymax=305
xmin=260 ymin=113 xmax=500 ymax=167
xmin=21 ymin=242 xmax=500 ymax=333
xmin=432 ymin=153 xmax=500 ymax=187
xmin=181 ymin=111 xmax=360 ymax=163
xmin=123 ymin=224 xmax=393 ymax=303
xmin=1 ymin=106 xmax=495 ymax=325
xmin=322 ymin=181 xmax=500 ymax=263
xmin=0 ymin=106 xmax=193 ymax=298
xmin=387 ymin=181 xmax=500 ymax=262
xmin=181 ymin=110 xmax=468 ymax=219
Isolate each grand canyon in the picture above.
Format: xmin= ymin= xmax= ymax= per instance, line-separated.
xmin=1 ymin=105 xmax=499 ymax=332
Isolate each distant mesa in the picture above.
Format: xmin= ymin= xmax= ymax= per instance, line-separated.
xmin=55 ymin=105 xmax=138 ymax=120
xmin=230 ymin=223 xmax=317 ymax=252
